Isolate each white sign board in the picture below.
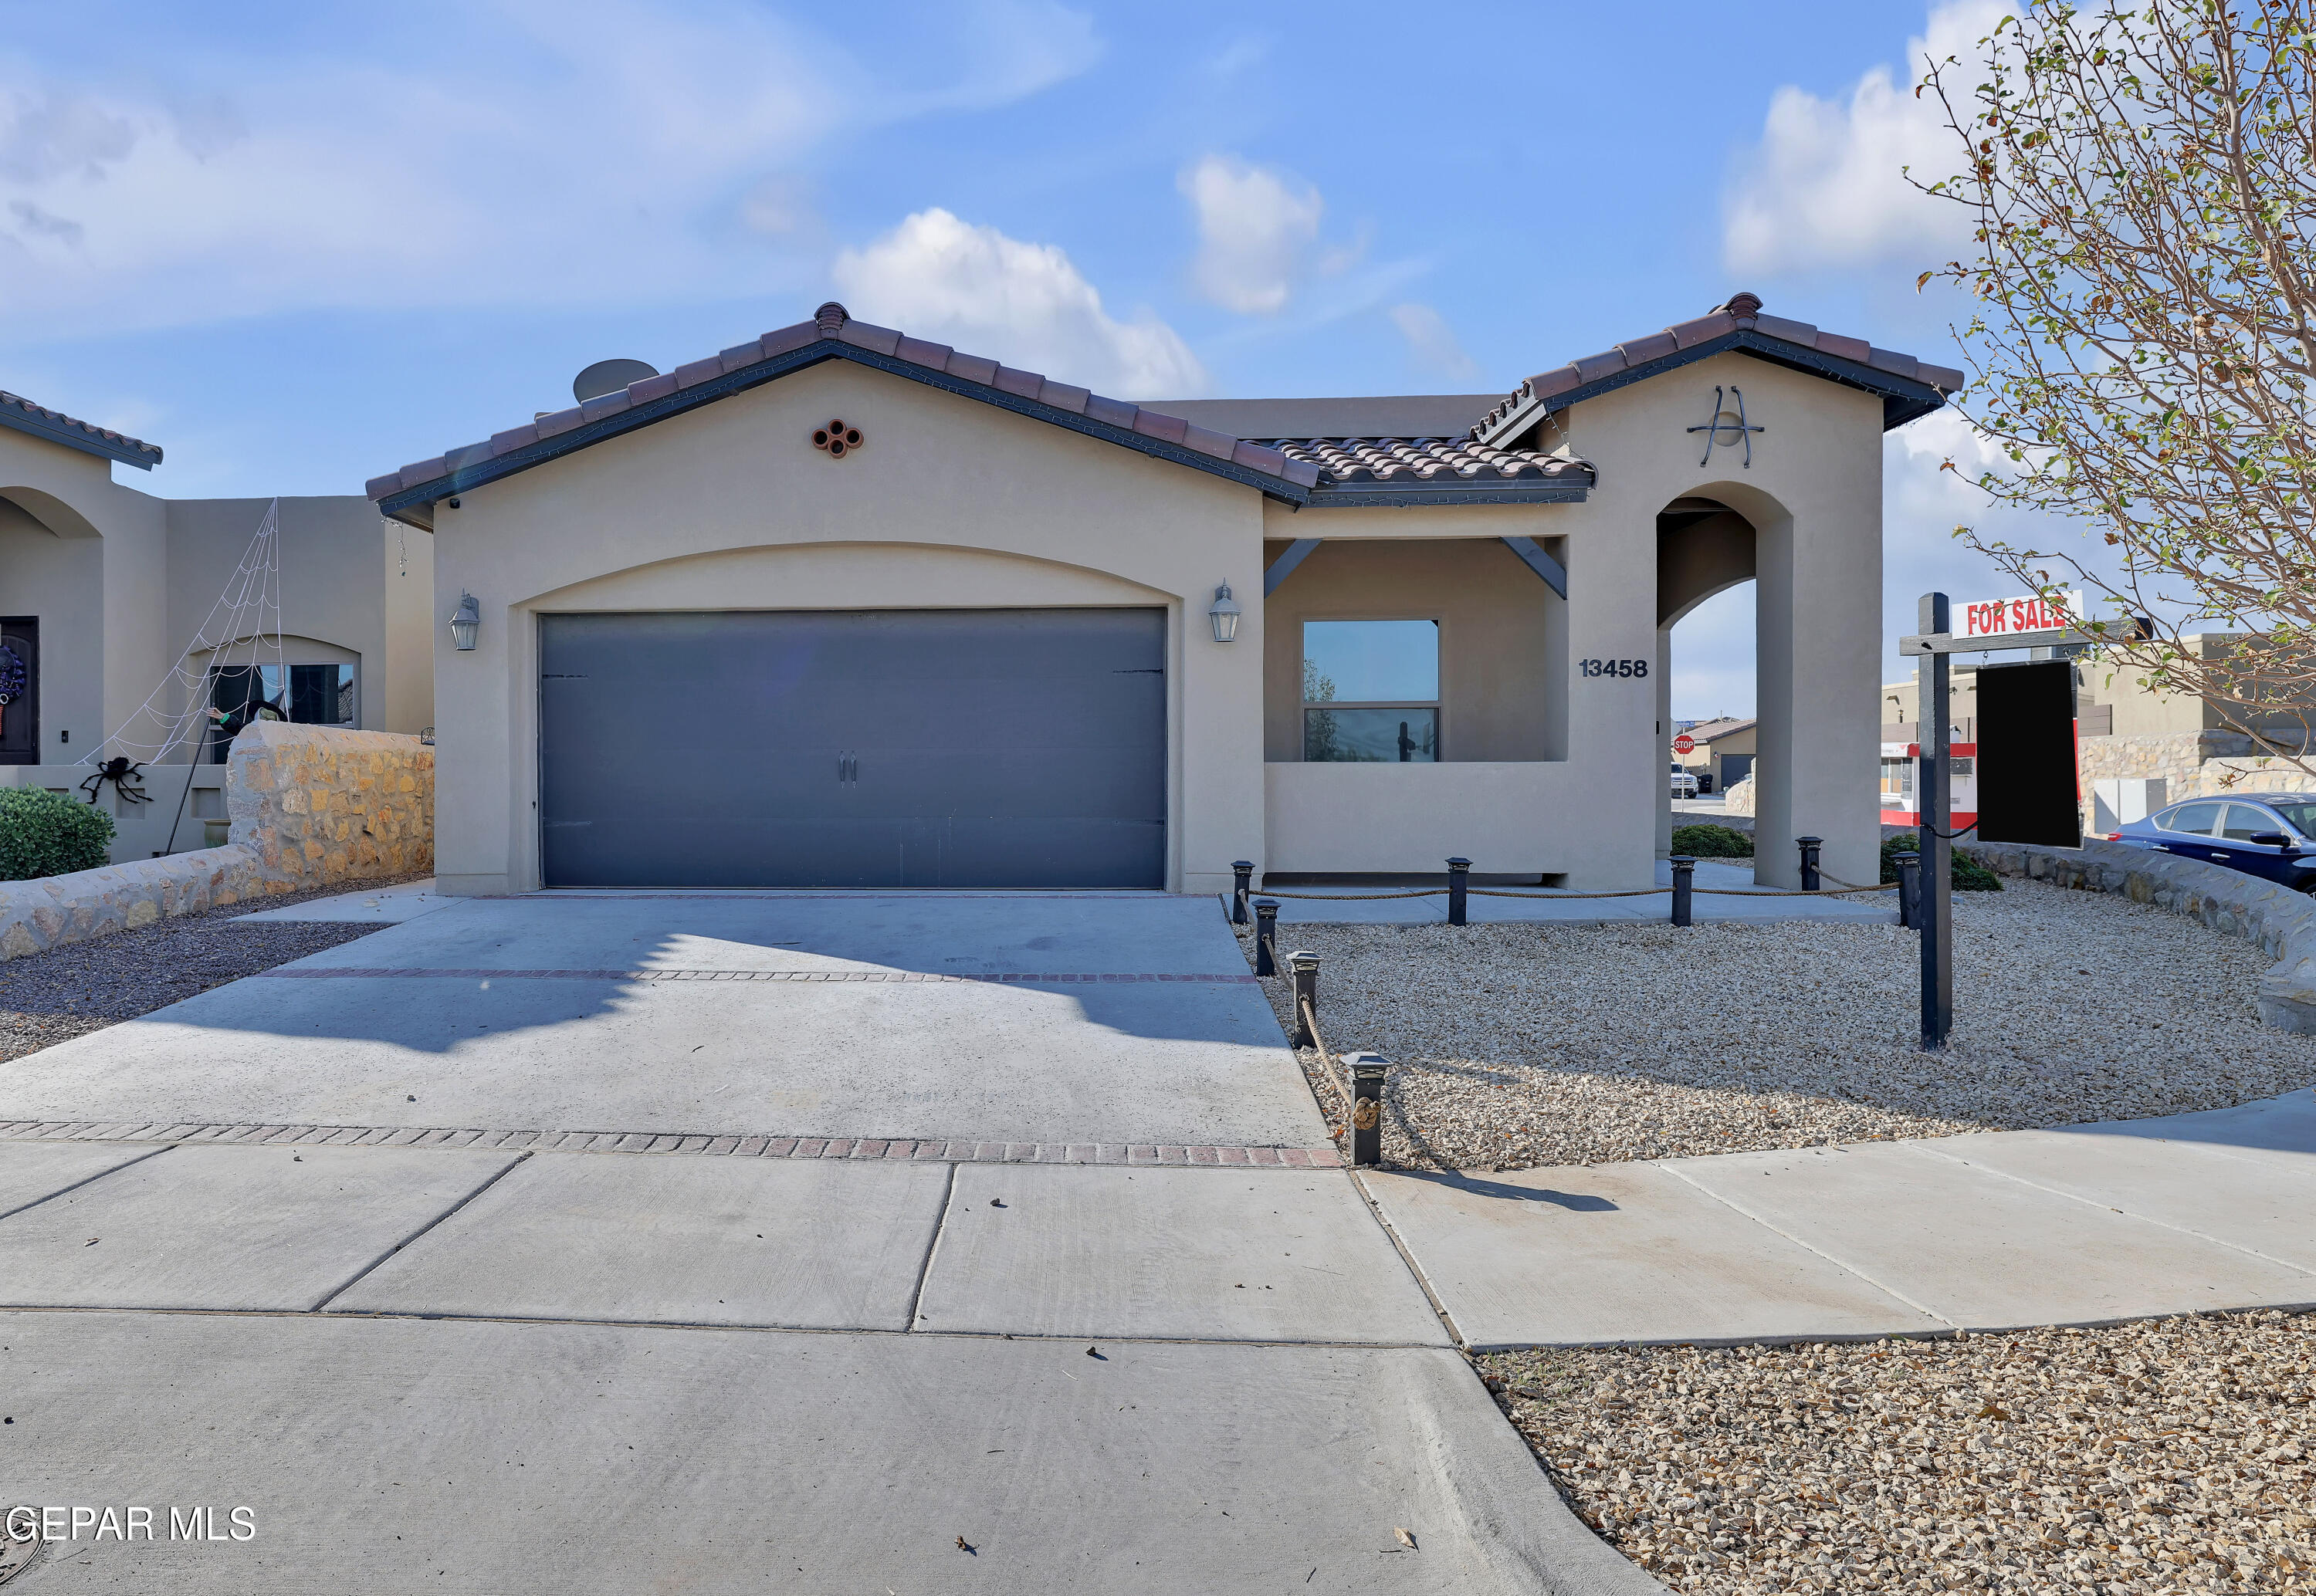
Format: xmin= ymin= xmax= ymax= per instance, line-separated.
xmin=1958 ymin=590 xmax=2084 ymax=641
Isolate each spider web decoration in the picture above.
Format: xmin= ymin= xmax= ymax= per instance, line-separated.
xmin=87 ymin=497 xmax=285 ymax=766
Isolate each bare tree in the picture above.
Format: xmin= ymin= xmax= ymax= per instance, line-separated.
xmin=1917 ymin=2 xmax=2316 ymax=776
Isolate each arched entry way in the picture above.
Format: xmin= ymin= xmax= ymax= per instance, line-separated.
xmin=1652 ymin=480 xmax=1879 ymax=891
xmin=1655 ymin=495 xmax=1756 ymax=858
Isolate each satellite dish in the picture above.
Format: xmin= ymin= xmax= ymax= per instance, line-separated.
xmin=574 ymin=358 xmax=659 ymax=404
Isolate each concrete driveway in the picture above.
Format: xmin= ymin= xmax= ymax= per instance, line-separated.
xmin=0 ymin=892 xmax=1653 ymax=1594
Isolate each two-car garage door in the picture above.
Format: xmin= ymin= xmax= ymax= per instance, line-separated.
xmin=537 ymin=609 xmax=1166 ymax=889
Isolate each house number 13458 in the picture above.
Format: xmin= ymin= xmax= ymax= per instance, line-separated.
xmin=1580 ymin=658 xmax=1649 ymax=678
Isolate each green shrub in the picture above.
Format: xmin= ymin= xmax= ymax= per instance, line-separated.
xmin=0 ymin=786 xmax=117 ymax=881
xmin=1880 ymin=832 xmax=2003 ymax=892
xmin=1669 ymin=823 xmax=1754 ymax=858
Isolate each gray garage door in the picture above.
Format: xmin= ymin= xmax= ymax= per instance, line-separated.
xmin=538 ymin=609 xmax=1166 ymax=889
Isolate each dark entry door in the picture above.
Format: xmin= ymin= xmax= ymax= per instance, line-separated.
xmin=538 ymin=609 xmax=1166 ymax=889
xmin=0 ymin=618 xmax=36 ymax=765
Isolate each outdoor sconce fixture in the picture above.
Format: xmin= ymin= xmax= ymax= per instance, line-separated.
xmin=449 ymin=591 xmax=481 ymax=651
xmin=1207 ymin=583 xmax=1241 ymax=644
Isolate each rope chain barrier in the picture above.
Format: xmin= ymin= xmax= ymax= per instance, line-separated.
xmin=1296 ymin=996 xmax=1352 ymax=1111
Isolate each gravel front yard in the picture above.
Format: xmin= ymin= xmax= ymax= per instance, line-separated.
xmin=1244 ymin=877 xmax=2316 ymax=1169
xmin=1481 ymin=1310 xmax=2316 ymax=1594
xmin=0 ymin=877 xmax=422 ymax=1066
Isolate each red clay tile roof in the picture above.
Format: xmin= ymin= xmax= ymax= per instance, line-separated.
xmin=1471 ymin=292 xmax=1966 ymax=448
xmin=1261 ymin=435 xmax=1590 ymax=490
xmin=365 ymin=303 xmax=1332 ymax=516
xmin=0 ymin=388 xmax=163 ymax=469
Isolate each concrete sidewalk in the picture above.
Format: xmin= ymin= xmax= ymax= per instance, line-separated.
xmin=1254 ymin=859 xmax=1895 ymax=926
xmin=0 ymin=891 xmax=1661 ymax=1595
xmin=1364 ymin=1088 xmax=2316 ymax=1348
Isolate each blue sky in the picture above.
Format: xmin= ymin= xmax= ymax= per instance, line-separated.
xmin=1 ymin=0 xmax=2045 ymax=717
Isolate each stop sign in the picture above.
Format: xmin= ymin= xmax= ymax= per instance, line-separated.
xmin=1672 ymin=734 xmax=1696 ymax=755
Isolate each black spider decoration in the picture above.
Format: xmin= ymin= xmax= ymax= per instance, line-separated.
xmin=78 ymin=756 xmax=151 ymax=806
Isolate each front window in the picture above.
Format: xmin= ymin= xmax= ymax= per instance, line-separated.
xmin=1302 ymin=620 xmax=1438 ymax=762
xmin=1879 ymin=757 xmax=1914 ymax=800
xmin=205 ymin=664 xmax=357 ymax=761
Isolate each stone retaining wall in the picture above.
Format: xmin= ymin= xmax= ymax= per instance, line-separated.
xmin=2077 ymin=730 xmax=2315 ymax=800
xmin=1958 ymin=837 xmax=2316 ymax=1034
xmin=0 ymin=724 xmax=432 ymax=962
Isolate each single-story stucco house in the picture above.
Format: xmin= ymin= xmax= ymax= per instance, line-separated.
xmin=0 ymin=391 xmax=433 ymax=861
xmin=364 ymin=293 xmax=1959 ymax=898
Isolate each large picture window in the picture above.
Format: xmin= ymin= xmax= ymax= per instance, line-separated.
xmin=1302 ymin=620 xmax=1438 ymax=762
xmin=205 ymin=663 xmax=357 ymax=760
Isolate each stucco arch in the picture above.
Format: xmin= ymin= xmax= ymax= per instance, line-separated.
xmin=517 ymin=539 xmax=1180 ymax=614
xmin=0 ymin=485 xmax=104 ymax=539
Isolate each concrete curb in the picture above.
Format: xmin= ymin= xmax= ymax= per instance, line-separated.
xmin=1957 ymin=837 xmax=2316 ymax=1033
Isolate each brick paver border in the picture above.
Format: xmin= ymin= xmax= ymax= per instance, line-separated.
xmin=0 ymin=1119 xmax=1339 ymax=1168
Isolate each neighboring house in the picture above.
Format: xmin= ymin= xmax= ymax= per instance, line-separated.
xmin=0 ymin=390 xmax=434 ymax=863
xmin=1881 ymin=639 xmax=2314 ymax=836
xmin=1672 ymin=715 xmax=1756 ymax=793
xmin=367 ymin=293 xmax=1958 ymax=895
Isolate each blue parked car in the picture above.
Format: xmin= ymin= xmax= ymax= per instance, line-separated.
xmin=2108 ymin=794 xmax=2316 ymax=891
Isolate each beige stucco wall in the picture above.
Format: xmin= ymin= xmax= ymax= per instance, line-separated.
xmin=1536 ymin=351 xmax=1888 ymax=890
xmin=0 ymin=428 xmax=434 ymax=781
xmin=1259 ymin=536 xmax=1562 ymax=763
xmin=427 ymin=359 xmax=1267 ymax=897
xmin=419 ymin=344 xmax=1895 ymax=898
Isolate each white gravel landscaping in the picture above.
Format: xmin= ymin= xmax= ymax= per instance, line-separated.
xmin=1480 ymin=1310 xmax=2316 ymax=1594
xmin=1243 ymin=877 xmax=2316 ymax=1169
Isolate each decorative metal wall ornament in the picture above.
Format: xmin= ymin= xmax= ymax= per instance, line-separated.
xmin=1685 ymin=385 xmax=1764 ymax=468
xmin=78 ymin=756 xmax=150 ymax=806
xmin=812 ymin=419 xmax=864 ymax=458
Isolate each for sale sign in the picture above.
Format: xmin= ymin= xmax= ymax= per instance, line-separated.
xmin=1959 ymin=590 xmax=2084 ymax=641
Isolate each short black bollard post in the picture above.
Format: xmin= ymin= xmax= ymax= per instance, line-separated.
xmin=1893 ymin=849 xmax=1922 ymax=929
xmin=1288 ymin=952 xmax=1321 ymax=1047
xmin=1669 ymin=854 xmax=1696 ymax=927
xmin=1796 ymin=835 xmax=1823 ymax=892
xmin=1446 ymin=856 xmax=1471 ymax=925
xmin=1253 ymin=899 xmax=1279 ymax=976
xmin=1231 ymin=861 xmax=1254 ymax=924
xmin=1349 ymin=1053 xmax=1389 ymax=1166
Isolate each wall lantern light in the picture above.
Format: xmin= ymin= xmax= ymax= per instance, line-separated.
xmin=449 ymin=591 xmax=481 ymax=651
xmin=1207 ymin=583 xmax=1241 ymax=644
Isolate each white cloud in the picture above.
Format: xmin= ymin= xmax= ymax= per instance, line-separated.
xmin=1388 ymin=303 xmax=1478 ymax=382
xmin=1722 ymin=0 xmax=2007 ymax=276
xmin=831 ymin=208 xmax=1205 ymax=398
xmin=0 ymin=0 xmax=1100 ymax=338
xmin=1178 ymin=154 xmax=1323 ymax=315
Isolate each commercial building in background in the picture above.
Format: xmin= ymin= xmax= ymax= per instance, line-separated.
xmin=1879 ymin=632 xmax=2314 ymax=838
xmin=0 ymin=389 xmax=435 ymax=862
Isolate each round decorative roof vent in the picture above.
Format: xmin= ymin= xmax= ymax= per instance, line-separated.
xmin=812 ymin=419 xmax=863 ymax=458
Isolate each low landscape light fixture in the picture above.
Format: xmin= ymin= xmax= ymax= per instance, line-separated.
xmin=449 ymin=591 xmax=481 ymax=651
xmin=1207 ymin=583 xmax=1241 ymax=644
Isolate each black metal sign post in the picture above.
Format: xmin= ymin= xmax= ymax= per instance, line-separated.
xmin=1915 ymin=594 xmax=1954 ymax=1049
xmin=1899 ymin=593 xmax=2128 ymax=1051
